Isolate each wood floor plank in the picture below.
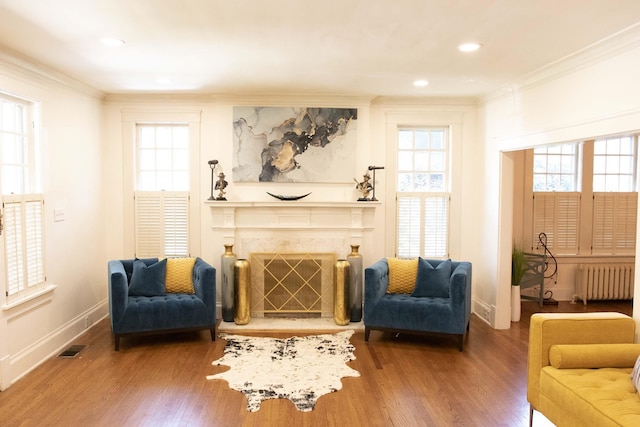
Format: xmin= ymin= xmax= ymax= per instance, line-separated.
xmin=0 ymin=300 xmax=632 ymax=426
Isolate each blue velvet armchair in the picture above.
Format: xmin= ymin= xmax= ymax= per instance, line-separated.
xmin=108 ymin=257 xmax=216 ymax=351
xmin=364 ymin=258 xmax=472 ymax=351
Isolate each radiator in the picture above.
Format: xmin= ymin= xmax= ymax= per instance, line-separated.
xmin=576 ymin=264 xmax=634 ymax=305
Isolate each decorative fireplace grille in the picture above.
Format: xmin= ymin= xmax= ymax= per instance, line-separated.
xmin=250 ymin=252 xmax=336 ymax=318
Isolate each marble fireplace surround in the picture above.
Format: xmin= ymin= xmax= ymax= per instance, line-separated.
xmin=207 ymin=201 xmax=378 ymax=320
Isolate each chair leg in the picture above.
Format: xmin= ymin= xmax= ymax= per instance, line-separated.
xmin=114 ymin=334 xmax=120 ymax=352
xmin=210 ymin=327 xmax=216 ymax=341
xmin=458 ymin=334 xmax=464 ymax=352
xmin=364 ymin=326 xmax=370 ymax=342
xmin=529 ymin=404 xmax=534 ymax=427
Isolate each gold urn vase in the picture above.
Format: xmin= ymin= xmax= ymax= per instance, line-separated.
xmin=333 ymin=259 xmax=351 ymax=326
xmin=233 ymin=259 xmax=251 ymax=325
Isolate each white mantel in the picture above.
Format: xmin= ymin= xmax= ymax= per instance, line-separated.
xmin=206 ymin=201 xmax=379 ymax=259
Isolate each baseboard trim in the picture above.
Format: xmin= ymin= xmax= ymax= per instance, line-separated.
xmin=472 ymin=298 xmax=494 ymax=327
xmin=3 ymin=300 xmax=108 ymax=390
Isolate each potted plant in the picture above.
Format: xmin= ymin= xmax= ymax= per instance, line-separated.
xmin=511 ymin=246 xmax=527 ymax=322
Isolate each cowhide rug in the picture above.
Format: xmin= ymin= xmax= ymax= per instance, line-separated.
xmin=206 ymin=330 xmax=360 ymax=412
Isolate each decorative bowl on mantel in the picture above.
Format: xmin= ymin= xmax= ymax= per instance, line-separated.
xmin=266 ymin=192 xmax=311 ymax=201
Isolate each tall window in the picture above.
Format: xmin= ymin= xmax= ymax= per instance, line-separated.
xmin=532 ymin=143 xmax=581 ymax=254
xmin=396 ymin=127 xmax=449 ymax=258
xmin=134 ymin=124 xmax=190 ymax=258
xmin=592 ymin=135 xmax=637 ymax=254
xmin=0 ymin=94 xmax=45 ymax=301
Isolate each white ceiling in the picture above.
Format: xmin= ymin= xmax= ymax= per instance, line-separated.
xmin=0 ymin=0 xmax=639 ymax=98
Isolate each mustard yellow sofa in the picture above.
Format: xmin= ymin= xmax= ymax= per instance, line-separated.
xmin=528 ymin=312 xmax=640 ymax=427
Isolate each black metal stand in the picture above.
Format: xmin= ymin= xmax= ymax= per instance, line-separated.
xmin=367 ymin=165 xmax=384 ymax=201
xmin=208 ymin=159 xmax=218 ymax=201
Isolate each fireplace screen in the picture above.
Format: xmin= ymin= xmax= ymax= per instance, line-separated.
xmin=250 ymin=252 xmax=336 ymax=318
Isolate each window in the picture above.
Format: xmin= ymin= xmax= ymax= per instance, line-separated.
xmin=533 ymin=143 xmax=580 ymax=191
xmin=134 ymin=124 xmax=190 ymax=258
xmin=591 ymin=135 xmax=637 ymax=254
xmin=137 ymin=125 xmax=189 ymax=191
xmin=531 ymin=143 xmax=581 ymax=254
xmin=524 ymin=137 xmax=637 ymax=256
xmin=593 ymin=136 xmax=636 ymax=192
xmin=396 ymin=127 xmax=449 ymax=258
xmin=0 ymin=94 xmax=45 ymax=301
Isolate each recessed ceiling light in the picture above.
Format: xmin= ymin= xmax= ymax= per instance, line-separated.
xmin=101 ymin=37 xmax=126 ymax=47
xmin=156 ymin=77 xmax=174 ymax=85
xmin=458 ymin=43 xmax=482 ymax=52
xmin=413 ymin=79 xmax=429 ymax=87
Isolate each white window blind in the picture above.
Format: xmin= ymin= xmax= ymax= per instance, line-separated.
xmin=397 ymin=193 xmax=448 ymax=258
xmin=134 ymin=192 xmax=189 ymax=258
xmin=592 ymin=192 xmax=637 ymax=255
xmin=3 ymin=194 xmax=45 ymax=297
xmin=397 ymin=196 xmax=421 ymax=257
xmin=533 ymin=192 xmax=580 ymax=254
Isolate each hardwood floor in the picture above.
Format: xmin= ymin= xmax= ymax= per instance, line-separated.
xmin=0 ymin=300 xmax=632 ymax=427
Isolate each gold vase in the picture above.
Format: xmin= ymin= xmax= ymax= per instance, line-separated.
xmin=233 ymin=259 xmax=251 ymax=325
xmin=333 ymin=259 xmax=351 ymax=326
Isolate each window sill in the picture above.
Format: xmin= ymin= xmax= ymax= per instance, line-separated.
xmin=2 ymin=284 xmax=57 ymax=312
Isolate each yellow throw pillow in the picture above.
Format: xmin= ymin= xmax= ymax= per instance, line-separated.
xmin=165 ymin=257 xmax=196 ymax=294
xmin=386 ymin=257 xmax=418 ymax=294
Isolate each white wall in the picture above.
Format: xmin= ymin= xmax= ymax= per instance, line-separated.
xmin=479 ymin=25 xmax=640 ymax=329
xmin=0 ymin=58 xmax=107 ymax=389
xmin=103 ymin=96 xmax=382 ymax=301
xmin=102 ymin=95 xmax=480 ymax=321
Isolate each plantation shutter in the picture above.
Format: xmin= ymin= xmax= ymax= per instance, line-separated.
xmin=533 ymin=192 xmax=580 ymax=254
xmin=592 ymin=192 xmax=637 ymax=255
xmin=3 ymin=194 xmax=45 ymax=297
xmin=424 ymin=195 xmax=448 ymax=257
xmin=397 ymin=196 xmax=421 ymax=257
xmin=134 ymin=191 xmax=189 ymax=258
xmin=397 ymin=194 xmax=448 ymax=258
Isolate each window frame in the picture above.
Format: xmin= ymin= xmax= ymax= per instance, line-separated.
xmin=136 ymin=124 xmax=190 ymax=192
xmin=592 ymin=135 xmax=637 ymax=192
xmin=533 ymin=143 xmax=581 ymax=192
xmin=395 ymin=126 xmax=451 ymax=259
xmin=523 ymin=137 xmax=638 ymax=257
xmin=121 ymin=111 xmax=202 ymax=259
xmin=0 ymin=93 xmax=46 ymax=303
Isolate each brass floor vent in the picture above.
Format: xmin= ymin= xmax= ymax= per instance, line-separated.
xmin=58 ymin=345 xmax=86 ymax=358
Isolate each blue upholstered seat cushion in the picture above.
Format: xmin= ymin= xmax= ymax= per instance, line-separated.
xmin=411 ymin=258 xmax=451 ymax=298
xmin=129 ymin=258 xmax=167 ymax=297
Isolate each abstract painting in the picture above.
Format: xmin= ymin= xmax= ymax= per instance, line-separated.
xmin=232 ymin=106 xmax=357 ymax=182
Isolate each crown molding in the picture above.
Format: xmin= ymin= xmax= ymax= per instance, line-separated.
xmin=210 ymin=92 xmax=376 ymax=106
xmin=371 ymin=96 xmax=477 ymax=108
xmin=480 ymin=22 xmax=640 ymax=104
xmin=0 ymin=44 xmax=105 ymax=100
xmin=103 ymin=92 xmax=376 ymax=106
